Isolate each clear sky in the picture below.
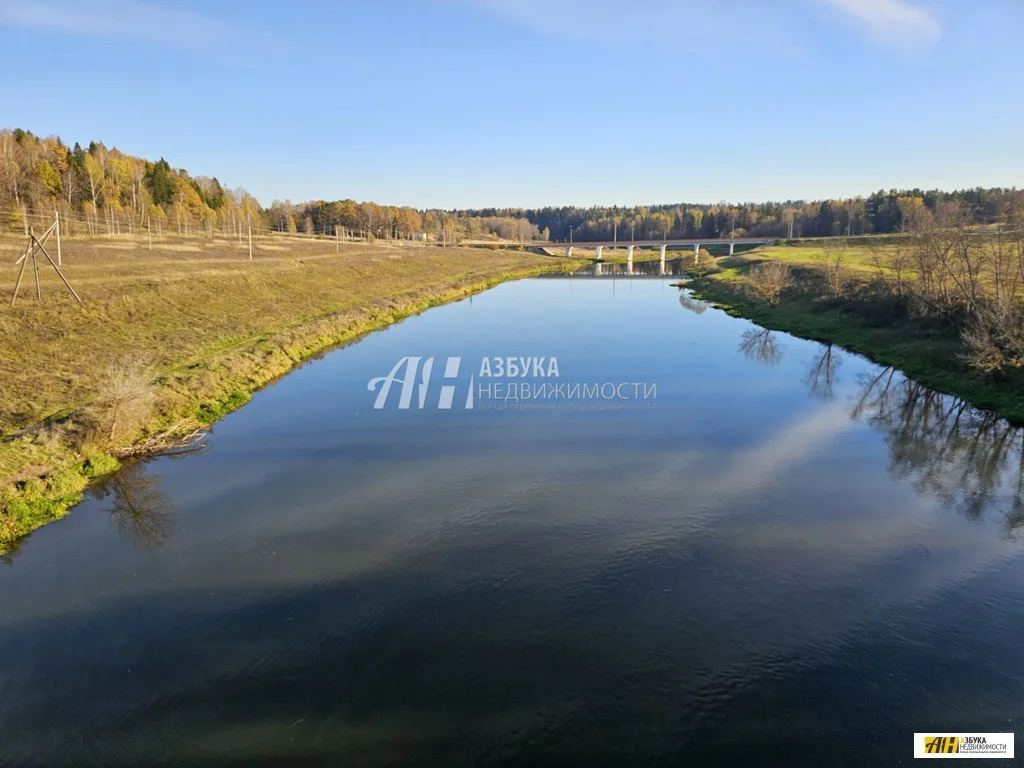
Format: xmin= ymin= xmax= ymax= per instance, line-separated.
xmin=1 ymin=0 xmax=1021 ymax=209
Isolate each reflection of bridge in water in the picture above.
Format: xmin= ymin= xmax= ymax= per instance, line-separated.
xmin=568 ymin=259 xmax=691 ymax=278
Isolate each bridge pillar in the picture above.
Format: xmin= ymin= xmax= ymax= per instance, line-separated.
xmin=594 ymin=261 xmax=603 ymax=276
xmin=728 ymin=242 xmax=735 ymax=257
xmin=627 ymin=244 xmax=634 ymax=268
xmin=659 ymin=244 xmax=667 ymax=273
xmin=595 ymin=245 xmax=603 ymax=261
xmin=694 ymin=243 xmax=700 ymax=265
xmin=565 ymin=246 xmax=573 ymax=258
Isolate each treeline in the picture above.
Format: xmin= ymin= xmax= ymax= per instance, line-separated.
xmin=266 ymin=199 xmax=545 ymax=243
xmin=270 ymin=189 xmax=1022 ymax=245
xmin=0 ymin=126 xmax=546 ymax=244
xmin=2 ymin=127 xmax=1020 ymax=246
xmin=0 ymin=128 xmax=263 ymax=238
xmin=0 ymin=125 xmax=545 ymax=243
xmin=460 ymin=187 xmax=1023 ymax=242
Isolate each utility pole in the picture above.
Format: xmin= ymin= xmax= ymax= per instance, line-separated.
xmin=11 ymin=222 xmax=81 ymax=305
xmin=54 ymin=210 xmax=62 ymax=266
xmin=248 ymin=220 xmax=253 ymax=260
xmin=31 ymin=227 xmax=40 ymax=300
xmin=336 ymin=224 xmax=339 ymax=252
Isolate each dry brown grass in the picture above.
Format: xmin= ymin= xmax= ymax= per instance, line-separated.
xmin=0 ymin=232 xmax=565 ymax=498
xmin=0 ymin=233 xmax=554 ymax=430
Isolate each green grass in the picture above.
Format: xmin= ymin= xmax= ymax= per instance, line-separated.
xmin=194 ymin=390 xmax=252 ymax=424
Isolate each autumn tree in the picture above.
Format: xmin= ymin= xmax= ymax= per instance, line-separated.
xmin=748 ymin=261 xmax=791 ymax=305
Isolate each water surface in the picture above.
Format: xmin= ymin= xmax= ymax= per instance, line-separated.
xmin=2 ymin=277 xmax=1022 ymax=766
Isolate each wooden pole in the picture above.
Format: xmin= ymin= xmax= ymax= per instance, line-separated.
xmin=10 ymin=241 xmax=30 ymax=305
xmin=248 ymin=222 xmax=253 ymax=260
xmin=148 ymin=222 xmax=152 ymax=251
xmin=15 ymin=220 xmax=56 ymax=265
xmin=335 ymin=225 xmax=339 ymax=253
xmin=55 ymin=210 xmax=62 ymax=266
xmin=34 ymin=237 xmax=82 ymax=303
xmin=31 ymin=230 xmax=42 ymax=301
xmin=14 ymin=238 xmax=32 ymax=267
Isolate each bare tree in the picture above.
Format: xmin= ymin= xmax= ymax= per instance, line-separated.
xmin=821 ymin=238 xmax=848 ymax=297
xmin=961 ymin=297 xmax=1024 ymax=374
xmin=868 ymin=201 xmax=1024 ymax=374
xmin=870 ymin=239 xmax=912 ymax=304
xmin=747 ymin=261 xmax=791 ymax=305
xmin=94 ymin=354 xmax=156 ymax=445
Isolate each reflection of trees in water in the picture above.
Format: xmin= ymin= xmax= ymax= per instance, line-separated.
xmin=678 ymin=291 xmax=710 ymax=316
xmin=89 ymin=462 xmax=175 ymax=550
xmin=805 ymin=344 xmax=841 ymax=400
xmin=87 ymin=441 xmax=205 ymax=551
xmin=738 ymin=328 xmax=783 ymax=367
xmin=852 ymin=366 xmax=1024 ymax=537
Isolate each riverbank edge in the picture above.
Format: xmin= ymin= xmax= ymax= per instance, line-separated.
xmin=689 ymin=275 xmax=1024 ymax=425
xmin=1 ymin=258 xmax=581 ymax=555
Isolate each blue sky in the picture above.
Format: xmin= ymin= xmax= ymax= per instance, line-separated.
xmin=1 ymin=0 xmax=1021 ymax=208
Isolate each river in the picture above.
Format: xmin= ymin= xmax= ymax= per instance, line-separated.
xmin=1 ymin=275 xmax=1022 ymax=766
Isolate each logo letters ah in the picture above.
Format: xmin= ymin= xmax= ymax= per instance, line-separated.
xmin=368 ymin=356 xmax=473 ymax=410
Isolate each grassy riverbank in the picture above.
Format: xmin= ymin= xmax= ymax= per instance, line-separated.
xmin=690 ymin=247 xmax=1024 ymax=424
xmin=0 ymin=234 xmax=575 ymax=553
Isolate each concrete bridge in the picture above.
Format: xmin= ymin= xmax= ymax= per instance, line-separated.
xmin=560 ymin=237 xmax=775 ymax=271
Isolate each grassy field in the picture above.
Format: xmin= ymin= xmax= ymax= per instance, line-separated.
xmin=690 ymin=243 xmax=1024 ymax=424
xmin=0 ymin=232 xmax=574 ymax=552
xmin=706 ymin=240 xmax=886 ymax=279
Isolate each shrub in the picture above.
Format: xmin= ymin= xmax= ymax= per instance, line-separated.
xmin=961 ymin=298 xmax=1024 ymax=374
xmin=93 ymin=354 xmax=156 ymax=446
xmin=747 ymin=261 xmax=791 ymax=305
